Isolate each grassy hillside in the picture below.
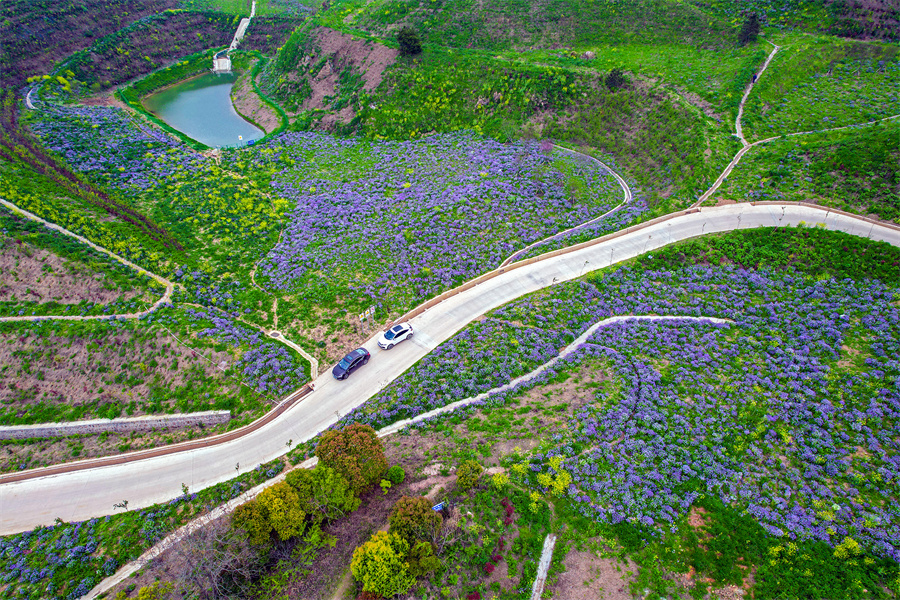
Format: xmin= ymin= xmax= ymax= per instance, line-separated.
xmin=742 ymin=35 xmax=900 ymax=140
xmin=0 ymin=0 xmax=179 ymax=88
xmin=336 ymin=0 xmax=738 ymax=50
xmin=714 ymin=119 xmax=900 ymax=220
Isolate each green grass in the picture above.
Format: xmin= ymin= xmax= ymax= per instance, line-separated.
xmin=338 ymin=0 xmax=738 ymax=51
xmin=506 ymin=41 xmax=768 ymax=119
xmin=544 ymin=83 xmax=739 ymax=212
xmin=743 ymin=34 xmax=900 ymax=140
xmin=180 ymin=0 xmax=316 ymax=16
xmin=714 ymin=119 xmax=900 ymax=221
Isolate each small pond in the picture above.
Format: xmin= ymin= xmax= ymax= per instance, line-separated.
xmin=142 ymin=72 xmax=264 ymax=148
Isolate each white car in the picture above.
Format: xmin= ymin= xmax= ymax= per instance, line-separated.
xmin=378 ymin=322 xmax=414 ymax=349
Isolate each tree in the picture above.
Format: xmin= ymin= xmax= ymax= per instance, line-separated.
xmin=256 ymin=481 xmax=307 ymax=541
xmin=316 ymin=423 xmax=387 ymax=495
xmin=163 ymin=514 xmax=265 ymax=600
xmin=388 ymin=495 xmax=442 ymax=548
xmin=456 ymin=460 xmax=484 ymax=492
xmin=407 ymin=540 xmax=441 ymax=578
xmin=397 ymin=26 xmax=422 ymax=56
xmin=386 ymin=465 xmax=406 ymax=484
xmin=232 ymin=498 xmax=271 ymax=546
xmin=286 ymin=464 xmax=360 ymax=524
xmin=738 ymin=13 xmax=760 ymax=46
xmin=351 ymin=531 xmax=416 ymax=597
xmin=233 ymin=482 xmax=307 ymax=544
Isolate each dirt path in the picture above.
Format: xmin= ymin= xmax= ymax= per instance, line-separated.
xmin=691 ymin=39 xmax=898 ymax=209
xmin=0 ymin=197 xmax=175 ymax=322
xmin=735 ymin=42 xmax=779 ymax=146
xmin=501 ymin=144 xmax=634 ymax=267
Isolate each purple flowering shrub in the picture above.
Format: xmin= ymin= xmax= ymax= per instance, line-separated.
xmin=167 ymin=306 xmax=309 ymax=396
xmin=358 ymin=264 xmax=900 ymax=560
xmin=253 ymin=131 xmax=622 ymax=305
xmin=27 ymin=103 xmax=190 ymax=195
xmin=343 ymin=318 xmax=568 ymax=427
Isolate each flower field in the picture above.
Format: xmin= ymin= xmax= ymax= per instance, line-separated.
xmin=252 ymin=131 xmax=622 ymax=307
xmin=346 ymin=228 xmax=900 ymax=585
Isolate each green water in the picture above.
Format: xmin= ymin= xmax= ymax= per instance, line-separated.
xmin=142 ymin=72 xmax=264 ymax=148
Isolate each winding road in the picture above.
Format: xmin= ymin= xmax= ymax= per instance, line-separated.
xmin=2 ymin=202 xmax=899 ymax=535
xmin=3 ymin=37 xmax=900 ymax=550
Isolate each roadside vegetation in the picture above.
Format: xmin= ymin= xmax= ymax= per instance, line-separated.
xmin=5 ymin=227 xmax=897 ymax=600
xmin=1 ymin=0 xmax=899 ymax=597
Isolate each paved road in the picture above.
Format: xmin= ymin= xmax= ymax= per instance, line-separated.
xmin=2 ymin=203 xmax=899 ymax=535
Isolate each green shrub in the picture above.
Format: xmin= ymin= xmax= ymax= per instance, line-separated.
xmin=351 ymin=531 xmax=416 ymax=597
xmin=738 ymin=13 xmax=760 ymax=46
xmin=456 ymin=460 xmax=484 ymax=492
xmin=388 ymin=496 xmax=442 ymax=548
xmin=397 ymin=26 xmax=422 ymax=56
xmin=386 ymin=464 xmax=406 ymax=484
xmin=285 ymin=465 xmax=360 ymax=524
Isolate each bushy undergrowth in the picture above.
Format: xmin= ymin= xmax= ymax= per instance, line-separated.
xmin=716 ymin=121 xmax=900 ymax=221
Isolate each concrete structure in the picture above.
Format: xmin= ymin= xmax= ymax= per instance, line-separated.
xmin=0 ymin=411 xmax=231 ymax=441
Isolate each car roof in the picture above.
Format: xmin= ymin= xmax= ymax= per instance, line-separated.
xmin=390 ymin=324 xmax=405 ymax=332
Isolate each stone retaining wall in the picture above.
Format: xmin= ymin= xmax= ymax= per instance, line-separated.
xmin=0 ymin=411 xmax=231 ymax=440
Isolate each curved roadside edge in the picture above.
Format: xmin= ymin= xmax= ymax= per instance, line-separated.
xmin=84 ymin=315 xmax=730 ymax=599
xmin=4 ymin=201 xmax=900 ymax=489
xmin=500 ymin=144 xmax=633 ymax=267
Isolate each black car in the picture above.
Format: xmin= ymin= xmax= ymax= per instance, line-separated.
xmin=332 ymin=348 xmax=370 ymax=380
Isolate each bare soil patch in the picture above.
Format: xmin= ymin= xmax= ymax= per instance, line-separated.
xmin=0 ymin=423 xmax=213 ymax=473
xmin=0 ymin=328 xmax=235 ymax=412
xmin=0 ymin=238 xmax=137 ymax=305
xmin=548 ymin=551 xmax=636 ymax=600
xmin=232 ymin=63 xmax=282 ymax=133
xmin=276 ymin=26 xmax=398 ymax=126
